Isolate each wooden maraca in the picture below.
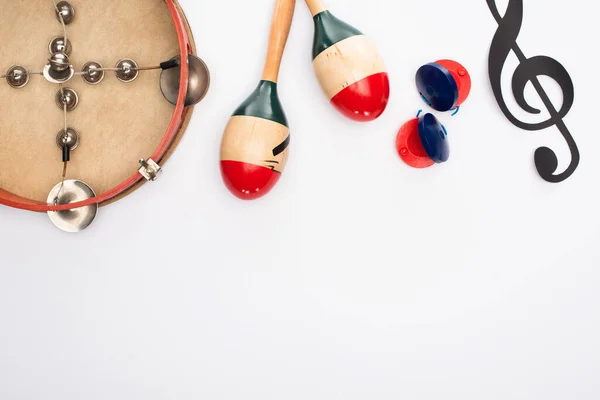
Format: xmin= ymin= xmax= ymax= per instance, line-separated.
xmin=220 ymin=0 xmax=295 ymax=200
xmin=305 ymin=0 xmax=390 ymax=122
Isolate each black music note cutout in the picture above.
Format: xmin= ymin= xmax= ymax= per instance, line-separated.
xmin=487 ymin=0 xmax=579 ymax=183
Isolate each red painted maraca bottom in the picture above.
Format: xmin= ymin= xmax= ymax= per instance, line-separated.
xmin=220 ymin=160 xmax=281 ymax=200
xmin=396 ymin=118 xmax=435 ymax=169
xmin=330 ymin=72 xmax=390 ymax=122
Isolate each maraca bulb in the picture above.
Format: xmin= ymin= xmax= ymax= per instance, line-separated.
xmin=220 ymin=81 xmax=291 ymax=200
xmin=312 ymin=11 xmax=390 ymax=122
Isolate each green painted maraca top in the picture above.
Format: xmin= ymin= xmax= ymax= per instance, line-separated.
xmin=233 ymin=80 xmax=289 ymax=127
xmin=312 ymin=11 xmax=363 ymax=60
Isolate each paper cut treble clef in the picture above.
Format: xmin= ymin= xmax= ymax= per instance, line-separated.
xmin=487 ymin=0 xmax=579 ymax=183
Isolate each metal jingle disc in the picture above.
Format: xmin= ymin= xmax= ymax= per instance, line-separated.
xmin=115 ymin=59 xmax=139 ymax=83
xmin=43 ymin=63 xmax=75 ymax=83
xmin=160 ymin=54 xmax=211 ymax=106
xmin=6 ymin=65 xmax=29 ymax=88
xmin=56 ymin=127 xmax=80 ymax=151
xmin=47 ymin=180 xmax=98 ymax=233
xmin=55 ymin=87 xmax=78 ymax=111
xmin=49 ymin=52 xmax=70 ymax=72
xmin=49 ymin=36 xmax=72 ymax=56
xmin=81 ymin=61 xmax=104 ymax=85
xmin=55 ymin=1 xmax=75 ymax=25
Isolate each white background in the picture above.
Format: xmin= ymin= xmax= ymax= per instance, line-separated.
xmin=1 ymin=0 xmax=599 ymax=398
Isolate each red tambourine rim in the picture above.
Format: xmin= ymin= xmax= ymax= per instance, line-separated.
xmin=0 ymin=0 xmax=190 ymax=212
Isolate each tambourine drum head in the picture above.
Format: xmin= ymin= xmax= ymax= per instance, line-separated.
xmin=0 ymin=0 xmax=195 ymax=204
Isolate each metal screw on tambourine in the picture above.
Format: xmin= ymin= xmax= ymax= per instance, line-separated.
xmin=139 ymin=159 xmax=162 ymax=181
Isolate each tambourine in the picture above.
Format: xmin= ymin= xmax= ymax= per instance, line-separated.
xmin=0 ymin=0 xmax=210 ymax=232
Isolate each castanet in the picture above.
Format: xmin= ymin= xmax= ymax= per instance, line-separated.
xmin=220 ymin=0 xmax=295 ymax=200
xmin=415 ymin=60 xmax=472 ymax=113
xmin=305 ymin=0 xmax=390 ymax=122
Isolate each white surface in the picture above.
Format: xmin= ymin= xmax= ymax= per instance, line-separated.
xmin=1 ymin=0 xmax=599 ymax=398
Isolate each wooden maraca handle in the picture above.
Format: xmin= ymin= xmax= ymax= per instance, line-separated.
xmin=305 ymin=0 xmax=327 ymax=16
xmin=262 ymin=0 xmax=297 ymax=82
